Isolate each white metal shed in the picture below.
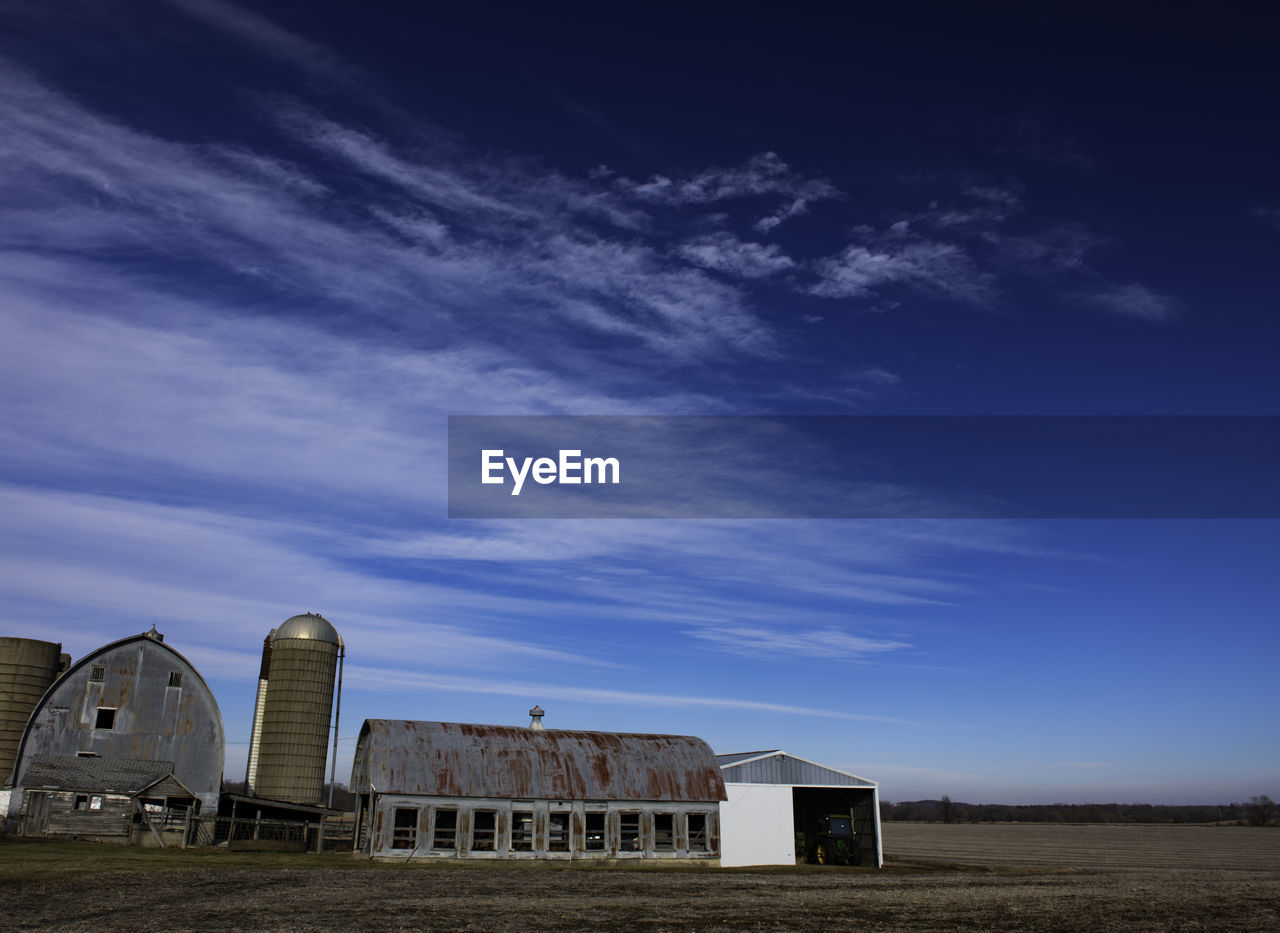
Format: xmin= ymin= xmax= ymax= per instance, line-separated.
xmin=718 ymin=750 xmax=882 ymax=867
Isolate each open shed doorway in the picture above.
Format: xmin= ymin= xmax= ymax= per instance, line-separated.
xmin=792 ymin=786 xmax=879 ymax=865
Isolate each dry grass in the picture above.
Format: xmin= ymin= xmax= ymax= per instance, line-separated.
xmin=4 ymin=825 xmax=1279 ymax=931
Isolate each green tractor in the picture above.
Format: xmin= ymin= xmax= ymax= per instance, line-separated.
xmin=798 ymin=814 xmax=862 ymax=866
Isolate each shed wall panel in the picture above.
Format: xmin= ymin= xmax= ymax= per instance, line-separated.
xmin=719 ymin=783 xmax=795 ymax=867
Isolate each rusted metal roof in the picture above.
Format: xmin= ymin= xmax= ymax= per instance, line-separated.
xmin=24 ymin=754 xmax=175 ymax=794
xmin=353 ymin=720 xmax=727 ymax=802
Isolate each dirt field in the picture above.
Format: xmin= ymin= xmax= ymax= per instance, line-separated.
xmin=4 ymin=824 xmax=1278 ymax=932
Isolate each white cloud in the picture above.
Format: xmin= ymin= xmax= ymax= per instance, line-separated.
xmin=1084 ymin=283 xmax=1178 ymax=323
xmin=165 ymin=0 xmax=360 ymax=86
xmin=344 ymin=666 xmax=916 ymax=724
xmin=615 ymin=151 xmax=840 ymax=231
xmin=963 ymin=184 xmax=1023 ymax=213
xmin=677 ymin=232 xmax=796 ymax=279
xmin=0 ymin=60 xmax=770 ymax=361
xmin=1253 ymin=206 xmax=1280 ymax=229
xmin=810 ymin=240 xmax=993 ymax=306
xmin=990 ymin=224 xmax=1100 ymax=273
xmin=684 ymin=625 xmax=909 ymax=660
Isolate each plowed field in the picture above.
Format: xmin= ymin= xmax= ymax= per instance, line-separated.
xmin=5 ymin=824 xmax=1278 ymax=932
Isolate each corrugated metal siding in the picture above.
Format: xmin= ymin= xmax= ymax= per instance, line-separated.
xmin=353 ymin=720 xmax=726 ymax=802
xmin=720 ymin=752 xmax=874 ymax=787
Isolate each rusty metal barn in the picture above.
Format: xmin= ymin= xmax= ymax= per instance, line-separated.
xmin=351 ymin=718 xmax=726 ymax=860
xmin=7 ymin=627 xmax=225 ymax=834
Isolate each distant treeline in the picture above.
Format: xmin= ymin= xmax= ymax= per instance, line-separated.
xmin=881 ymin=797 xmax=1276 ymax=825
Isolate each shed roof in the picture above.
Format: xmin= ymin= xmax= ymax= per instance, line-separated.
xmin=23 ymin=755 xmax=177 ymax=794
xmin=718 ymin=750 xmax=876 ymax=788
xmin=354 ymin=720 xmax=727 ymax=802
xmin=716 ymin=749 xmax=780 ymax=766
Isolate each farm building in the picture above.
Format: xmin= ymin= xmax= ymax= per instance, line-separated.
xmin=7 ymin=628 xmax=225 ymax=826
xmin=351 ymin=718 xmax=726 ymax=860
xmin=718 ymin=750 xmax=883 ymax=867
xmin=16 ymin=754 xmax=198 ymax=844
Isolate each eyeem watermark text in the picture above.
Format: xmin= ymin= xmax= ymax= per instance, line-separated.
xmin=481 ymin=449 xmax=621 ymax=496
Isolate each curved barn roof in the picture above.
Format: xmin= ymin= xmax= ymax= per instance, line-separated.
xmin=353 ymin=719 xmax=726 ymax=802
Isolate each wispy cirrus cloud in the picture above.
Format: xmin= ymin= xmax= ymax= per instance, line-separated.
xmin=684 ymin=625 xmax=910 ymax=660
xmin=344 ymin=666 xmax=918 ymax=724
xmin=1253 ymin=206 xmax=1280 ymax=230
xmin=165 ymin=0 xmax=362 ymax=87
xmin=1083 ymin=283 xmax=1179 ymax=323
xmin=810 ymin=238 xmax=994 ymax=305
xmin=613 ymin=151 xmax=841 ymax=232
xmin=676 ymin=232 xmax=796 ymax=279
xmin=0 ymin=60 xmax=771 ymax=361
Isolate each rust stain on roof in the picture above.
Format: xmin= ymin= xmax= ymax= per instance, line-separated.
xmin=354 ymin=720 xmax=726 ymax=802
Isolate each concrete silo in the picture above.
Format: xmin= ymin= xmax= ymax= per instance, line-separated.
xmin=0 ymin=638 xmax=69 ymax=785
xmin=247 ymin=614 xmax=343 ymax=806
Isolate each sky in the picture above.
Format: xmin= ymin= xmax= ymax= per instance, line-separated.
xmin=2 ymin=0 xmax=1278 ymax=804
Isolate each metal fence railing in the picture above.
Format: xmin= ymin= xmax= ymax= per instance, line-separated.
xmin=183 ymin=815 xmax=354 ymax=851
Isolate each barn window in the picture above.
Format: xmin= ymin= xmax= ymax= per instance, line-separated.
xmin=547 ymin=811 xmax=570 ymax=852
xmin=653 ymin=813 xmax=675 ymax=850
xmin=94 ymin=707 xmax=116 ymax=730
xmin=431 ymin=809 xmax=457 ymax=850
xmin=687 ymin=813 xmax=709 ymax=851
xmin=76 ymin=751 xmax=99 ymax=758
xmin=167 ymin=671 xmax=183 ymax=688
xmin=584 ymin=812 xmax=606 ymax=851
xmin=471 ymin=810 xmax=497 ymax=851
xmin=510 ymin=810 xmax=533 ymax=851
xmin=391 ymin=808 xmax=417 ymax=849
xmin=620 ymin=811 xmax=641 ymax=852
xmin=90 ymin=666 xmax=105 ymax=682
xmin=74 ymin=795 xmax=89 ymax=810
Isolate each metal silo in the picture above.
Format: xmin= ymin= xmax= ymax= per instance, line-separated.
xmin=0 ymin=637 xmax=68 ymax=784
xmin=244 ymin=632 xmax=273 ymax=790
xmin=250 ymin=614 xmax=342 ymax=805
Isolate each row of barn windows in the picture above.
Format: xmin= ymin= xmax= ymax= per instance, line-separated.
xmin=390 ymin=806 xmax=710 ymax=853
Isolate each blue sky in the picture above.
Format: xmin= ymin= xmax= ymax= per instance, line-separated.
xmin=2 ymin=1 xmax=1277 ymax=804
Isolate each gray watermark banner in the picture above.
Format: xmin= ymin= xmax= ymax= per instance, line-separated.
xmin=447 ymin=416 xmax=1280 ymax=519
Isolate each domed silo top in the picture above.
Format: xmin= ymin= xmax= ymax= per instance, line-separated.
xmin=273 ymin=613 xmax=339 ymax=644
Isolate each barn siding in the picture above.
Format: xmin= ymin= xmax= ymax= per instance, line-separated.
xmin=42 ymin=792 xmax=133 ymax=838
